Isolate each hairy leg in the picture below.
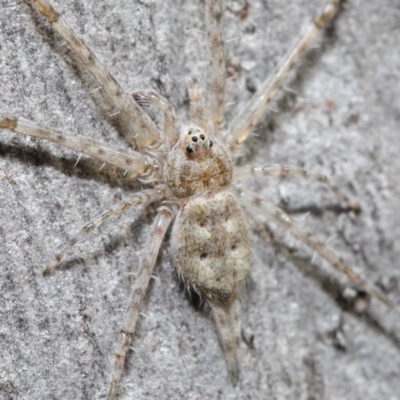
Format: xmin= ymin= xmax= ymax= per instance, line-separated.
xmin=234 ymin=164 xmax=360 ymax=212
xmin=44 ymin=186 xmax=167 ymax=275
xmin=204 ymin=0 xmax=225 ymax=131
xmin=31 ymin=0 xmax=162 ymax=151
xmin=228 ymin=0 xmax=341 ymax=150
xmin=132 ymin=91 xmax=179 ymax=145
xmin=188 ymin=79 xmax=207 ymax=130
xmin=0 ymin=117 xmax=157 ymax=179
xmin=108 ymin=206 xmax=174 ymax=400
xmin=240 ymin=190 xmax=398 ymax=312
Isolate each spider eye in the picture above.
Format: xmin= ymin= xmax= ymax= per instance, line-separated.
xmin=188 ymin=129 xmax=193 ymax=135
xmin=186 ymin=146 xmax=194 ymax=154
xmin=192 ymin=136 xmax=198 ymax=142
xmin=209 ymin=140 xmax=213 ymax=148
xmin=200 ymin=134 xmax=205 ymax=140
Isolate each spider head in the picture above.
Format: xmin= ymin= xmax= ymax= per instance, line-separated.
xmin=166 ymin=125 xmax=232 ymax=198
xmin=182 ymin=127 xmax=213 ymax=161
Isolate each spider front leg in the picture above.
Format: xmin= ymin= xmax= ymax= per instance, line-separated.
xmin=188 ymin=79 xmax=207 ymax=130
xmin=44 ymin=186 xmax=167 ymax=275
xmin=132 ymin=91 xmax=179 ymax=145
xmin=31 ymin=0 xmax=161 ymax=151
xmin=0 ymin=117 xmax=157 ymax=179
xmin=108 ymin=206 xmax=174 ymax=400
xmin=240 ymin=190 xmax=398 ymax=312
xmin=228 ymin=0 xmax=341 ymax=149
xmin=204 ymin=0 xmax=226 ymax=132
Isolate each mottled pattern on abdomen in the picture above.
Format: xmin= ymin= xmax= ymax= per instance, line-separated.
xmin=171 ymin=191 xmax=252 ymax=307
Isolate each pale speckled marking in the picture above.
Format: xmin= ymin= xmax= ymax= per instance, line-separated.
xmin=172 ymin=192 xmax=252 ymax=306
xmin=1 ymin=0 xmax=397 ymax=399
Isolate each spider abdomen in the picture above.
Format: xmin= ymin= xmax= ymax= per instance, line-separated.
xmin=171 ymin=191 xmax=252 ymax=307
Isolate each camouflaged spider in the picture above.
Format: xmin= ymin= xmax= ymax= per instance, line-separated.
xmin=0 ymin=0 xmax=398 ymax=399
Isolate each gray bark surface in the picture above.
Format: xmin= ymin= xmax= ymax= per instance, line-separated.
xmin=1 ymin=1 xmax=400 ymax=399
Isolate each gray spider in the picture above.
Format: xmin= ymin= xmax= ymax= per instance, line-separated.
xmin=0 ymin=0 xmax=398 ymax=399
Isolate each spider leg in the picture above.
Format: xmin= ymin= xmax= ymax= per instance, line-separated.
xmin=43 ymin=186 xmax=167 ymax=276
xmin=204 ymin=0 xmax=225 ymax=132
xmin=228 ymin=0 xmax=341 ymax=150
xmin=132 ymin=91 xmax=179 ymax=144
xmin=107 ymin=206 xmax=174 ymax=400
xmin=234 ymin=164 xmax=360 ymax=212
xmin=31 ymin=0 xmax=162 ymax=151
xmin=188 ymin=79 xmax=207 ymax=130
xmin=0 ymin=117 xmax=158 ymax=179
xmin=239 ymin=190 xmax=399 ymax=312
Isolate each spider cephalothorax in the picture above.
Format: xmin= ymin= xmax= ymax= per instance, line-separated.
xmin=165 ymin=126 xmax=233 ymax=198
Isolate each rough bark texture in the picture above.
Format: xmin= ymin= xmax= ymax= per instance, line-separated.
xmin=1 ymin=1 xmax=400 ymax=399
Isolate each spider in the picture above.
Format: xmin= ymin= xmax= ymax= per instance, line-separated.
xmin=3 ymin=0 xmax=400 ymax=396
